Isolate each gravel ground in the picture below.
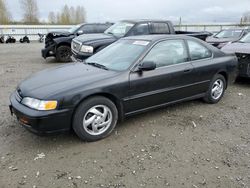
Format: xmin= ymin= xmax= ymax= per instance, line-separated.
xmin=0 ymin=43 xmax=250 ymax=188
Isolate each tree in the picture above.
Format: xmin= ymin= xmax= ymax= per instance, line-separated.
xmin=241 ymin=11 xmax=250 ymax=24
xmin=48 ymin=11 xmax=56 ymax=24
xmin=75 ymin=6 xmax=86 ymax=23
xmin=60 ymin=5 xmax=71 ymax=24
xmin=56 ymin=12 xmax=61 ymax=24
xmin=48 ymin=4 xmax=86 ymax=25
xmin=0 ymin=0 xmax=11 ymax=24
xmin=20 ymin=0 xmax=39 ymax=24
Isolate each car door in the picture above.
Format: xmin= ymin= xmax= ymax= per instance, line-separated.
xmin=125 ymin=39 xmax=198 ymax=114
xmin=186 ymin=39 xmax=214 ymax=93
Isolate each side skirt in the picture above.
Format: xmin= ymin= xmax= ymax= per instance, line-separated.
xmin=124 ymin=93 xmax=206 ymax=117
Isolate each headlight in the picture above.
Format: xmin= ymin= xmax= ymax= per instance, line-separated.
xmin=80 ymin=45 xmax=94 ymax=53
xmin=21 ymin=97 xmax=57 ymax=111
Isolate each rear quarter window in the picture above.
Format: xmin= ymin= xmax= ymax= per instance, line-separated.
xmin=150 ymin=23 xmax=170 ymax=34
xmin=187 ymin=40 xmax=212 ymax=61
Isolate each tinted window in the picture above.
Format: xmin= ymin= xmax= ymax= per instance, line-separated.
xmin=187 ymin=40 xmax=212 ymax=61
xmin=151 ymin=23 xmax=170 ymax=34
xmin=96 ymin=24 xmax=110 ymax=33
xmin=129 ymin=24 xmax=149 ymax=35
xmin=80 ymin=25 xmax=95 ymax=33
xmin=142 ymin=40 xmax=188 ymax=68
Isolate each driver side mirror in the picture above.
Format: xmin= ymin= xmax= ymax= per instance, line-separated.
xmin=138 ymin=61 xmax=156 ymax=71
xmin=77 ymin=30 xmax=83 ymax=36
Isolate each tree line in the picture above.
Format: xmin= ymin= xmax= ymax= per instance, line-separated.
xmin=0 ymin=0 xmax=86 ymax=25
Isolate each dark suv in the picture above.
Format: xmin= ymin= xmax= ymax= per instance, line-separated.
xmin=72 ymin=20 xmax=211 ymax=61
xmin=41 ymin=23 xmax=112 ymax=62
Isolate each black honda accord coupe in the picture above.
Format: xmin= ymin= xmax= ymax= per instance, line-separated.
xmin=10 ymin=35 xmax=238 ymax=141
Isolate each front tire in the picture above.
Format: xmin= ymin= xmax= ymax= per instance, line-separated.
xmin=203 ymin=74 xmax=226 ymax=104
xmin=73 ymin=96 xmax=118 ymax=142
xmin=56 ymin=46 xmax=72 ymax=62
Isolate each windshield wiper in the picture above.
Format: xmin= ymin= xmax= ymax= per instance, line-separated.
xmin=85 ymin=62 xmax=109 ymax=70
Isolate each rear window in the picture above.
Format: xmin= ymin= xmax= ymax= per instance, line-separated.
xmin=150 ymin=23 xmax=170 ymax=34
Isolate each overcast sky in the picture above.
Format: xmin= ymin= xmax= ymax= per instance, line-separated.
xmin=6 ymin=0 xmax=250 ymax=23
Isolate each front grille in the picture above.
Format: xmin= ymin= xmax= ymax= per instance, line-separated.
xmin=72 ymin=40 xmax=81 ymax=52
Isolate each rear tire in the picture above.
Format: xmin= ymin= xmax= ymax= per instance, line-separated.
xmin=203 ymin=74 xmax=226 ymax=104
xmin=56 ymin=46 xmax=72 ymax=62
xmin=73 ymin=96 xmax=118 ymax=142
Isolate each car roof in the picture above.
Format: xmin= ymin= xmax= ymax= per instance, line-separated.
xmin=121 ymin=19 xmax=171 ymax=24
xmin=122 ymin=34 xmax=197 ymax=42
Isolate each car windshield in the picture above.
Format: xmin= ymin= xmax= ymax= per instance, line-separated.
xmin=68 ymin=24 xmax=81 ymax=33
xmin=239 ymin=33 xmax=250 ymax=43
xmin=215 ymin=29 xmax=243 ymax=38
xmin=104 ymin=22 xmax=134 ymax=37
xmin=85 ymin=39 xmax=150 ymax=71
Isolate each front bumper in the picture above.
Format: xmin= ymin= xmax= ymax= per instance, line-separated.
xmin=9 ymin=93 xmax=73 ymax=135
xmin=72 ymin=50 xmax=92 ymax=61
xmin=236 ymin=53 xmax=250 ymax=78
xmin=41 ymin=44 xmax=56 ymax=59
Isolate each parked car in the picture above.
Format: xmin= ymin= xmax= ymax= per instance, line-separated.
xmin=19 ymin=36 xmax=30 ymax=43
xmin=10 ymin=35 xmax=238 ymax=141
xmin=221 ymin=32 xmax=250 ymax=78
xmin=206 ymin=28 xmax=250 ymax=49
xmin=41 ymin=23 xmax=112 ymax=62
xmin=72 ymin=20 xmax=212 ymax=61
xmin=6 ymin=36 xmax=16 ymax=43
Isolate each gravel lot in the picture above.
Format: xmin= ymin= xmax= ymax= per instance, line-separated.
xmin=0 ymin=43 xmax=250 ymax=188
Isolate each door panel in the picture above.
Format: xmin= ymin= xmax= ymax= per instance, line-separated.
xmin=125 ymin=63 xmax=198 ymax=113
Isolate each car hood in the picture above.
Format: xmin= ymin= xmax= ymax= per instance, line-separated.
xmin=74 ymin=33 xmax=117 ymax=45
xmin=221 ymin=42 xmax=250 ymax=54
xmin=206 ymin=36 xmax=239 ymax=44
xmin=46 ymin=30 xmax=73 ymax=39
xmin=18 ymin=63 xmax=118 ymax=99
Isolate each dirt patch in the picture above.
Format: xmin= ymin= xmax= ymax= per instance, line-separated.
xmin=0 ymin=43 xmax=250 ymax=187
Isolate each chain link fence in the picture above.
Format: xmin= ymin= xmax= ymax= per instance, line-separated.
xmin=1 ymin=24 xmax=250 ymax=41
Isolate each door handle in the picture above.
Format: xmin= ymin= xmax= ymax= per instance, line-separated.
xmin=183 ymin=68 xmax=192 ymax=73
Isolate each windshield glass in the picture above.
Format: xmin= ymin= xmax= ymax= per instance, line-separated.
xmin=239 ymin=33 xmax=250 ymax=43
xmin=85 ymin=40 xmax=150 ymax=71
xmin=104 ymin=22 xmax=134 ymax=37
xmin=215 ymin=29 xmax=243 ymax=38
xmin=68 ymin=24 xmax=81 ymax=33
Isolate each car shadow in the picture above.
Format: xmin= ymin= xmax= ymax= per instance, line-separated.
xmin=235 ymin=77 xmax=250 ymax=86
xmin=45 ymin=57 xmax=74 ymax=64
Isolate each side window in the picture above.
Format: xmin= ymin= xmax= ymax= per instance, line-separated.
xmin=187 ymin=40 xmax=212 ymax=61
xmin=80 ymin=25 xmax=95 ymax=33
xmin=130 ymin=24 xmax=149 ymax=35
xmin=142 ymin=40 xmax=188 ymax=68
xmin=150 ymin=23 xmax=170 ymax=34
xmin=96 ymin=24 xmax=110 ymax=33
